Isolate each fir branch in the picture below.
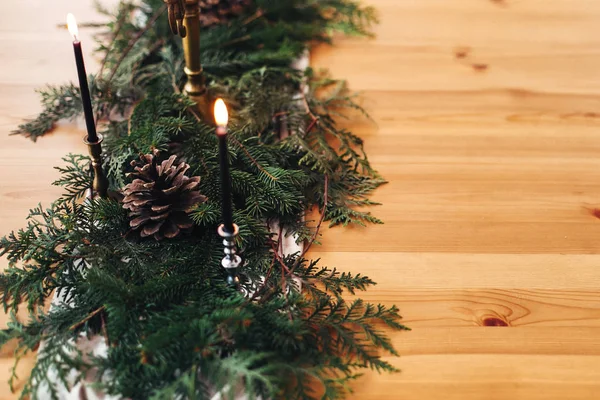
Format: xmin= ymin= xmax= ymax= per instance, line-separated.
xmin=69 ymin=306 xmax=106 ymax=331
xmin=11 ymin=84 xmax=84 ymax=142
xmin=299 ymin=174 xmax=328 ymax=259
xmin=106 ymin=4 xmax=168 ymax=85
xmin=2 ymin=1 xmax=402 ymax=399
xmin=53 ymin=154 xmax=92 ymax=206
xmin=96 ymin=2 xmax=133 ymax=78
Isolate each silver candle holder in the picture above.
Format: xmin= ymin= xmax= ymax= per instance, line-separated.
xmin=218 ymin=223 xmax=242 ymax=286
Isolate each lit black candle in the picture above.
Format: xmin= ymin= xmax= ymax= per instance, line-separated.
xmin=67 ymin=13 xmax=98 ymax=143
xmin=214 ymin=99 xmax=235 ymax=234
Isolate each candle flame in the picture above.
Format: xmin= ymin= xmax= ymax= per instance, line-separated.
xmin=67 ymin=13 xmax=79 ymax=41
xmin=214 ymin=99 xmax=229 ymax=126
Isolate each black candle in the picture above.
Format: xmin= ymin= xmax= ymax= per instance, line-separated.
xmin=67 ymin=13 xmax=98 ymax=143
xmin=214 ymin=99 xmax=235 ymax=234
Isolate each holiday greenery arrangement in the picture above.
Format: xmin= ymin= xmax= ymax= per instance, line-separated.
xmin=1 ymin=1 xmax=408 ymax=399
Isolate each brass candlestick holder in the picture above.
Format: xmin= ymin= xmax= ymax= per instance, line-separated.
xmin=165 ymin=0 xmax=209 ymax=116
xmin=218 ymin=223 xmax=242 ymax=286
xmin=84 ymin=135 xmax=109 ymax=199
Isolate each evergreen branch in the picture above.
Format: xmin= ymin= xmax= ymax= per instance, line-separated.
xmin=97 ymin=3 xmax=131 ymax=78
xmin=11 ymin=84 xmax=83 ymax=141
xmin=1 ymin=1 xmax=401 ymax=399
xmin=69 ymin=306 xmax=106 ymax=331
xmin=53 ymin=154 xmax=92 ymax=205
xmin=299 ymin=174 xmax=328 ymax=259
xmin=106 ymin=5 xmax=168 ymax=85
xmin=229 ymin=136 xmax=277 ymax=181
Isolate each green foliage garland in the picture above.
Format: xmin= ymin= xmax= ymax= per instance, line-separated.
xmin=1 ymin=1 xmax=408 ymax=399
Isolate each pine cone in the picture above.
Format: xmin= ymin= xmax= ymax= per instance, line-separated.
xmin=123 ymin=150 xmax=207 ymax=240
xmin=199 ymin=0 xmax=253 ymax=27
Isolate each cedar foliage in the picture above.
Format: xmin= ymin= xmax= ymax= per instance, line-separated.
xmin=1 ymin=1 xmax=408 ymax=399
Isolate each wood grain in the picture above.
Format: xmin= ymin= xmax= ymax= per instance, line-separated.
xmin=2 ymin=0 xmax=600 ymax=399
xmin=349 ymin=355 xmax=600 ymax=400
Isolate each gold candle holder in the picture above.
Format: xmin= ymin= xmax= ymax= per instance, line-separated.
xmin=84 ymin=135 xmax=109 ymax=199
xmin=182 ymin=0 xmax=205 ymax=96
xmin=165 ymin=0 xmax=209 ymax=116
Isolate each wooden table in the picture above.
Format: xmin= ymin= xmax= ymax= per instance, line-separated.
xmin=2 ymin=1 xmax=600 ymax=399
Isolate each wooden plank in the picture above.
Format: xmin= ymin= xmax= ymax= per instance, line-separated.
xmin=329 ymin=288 xmax=600 ymax=328
xmin=390 ymin=327 xmax=600 ymax=356
xmin=0 ymin=122 xmax=84 ymax=234
xmin=314 ymin=1 xmax=600 ymax=94
xmin=311 ymin=92 xmax=600 ymax=254
xmin=309 ymin=253 xmax=600 ymax=289
xmin=349 ymin=354 xmax=600 ymax=400
xmin=383 ymin=289 xmax=600 ymax=328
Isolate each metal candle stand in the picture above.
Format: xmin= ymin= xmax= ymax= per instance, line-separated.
xmin=84 ymin=134 xmax=109 ymax=199
xmin=181 ymin=1 xmax=206 ymax=96
xmin=218 ymin=224 xmax=242 ymax=286
xmin=164 ymin=0 xmax=209 ymax=116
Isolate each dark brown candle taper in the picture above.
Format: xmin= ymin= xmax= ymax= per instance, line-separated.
xmin=214 ymin=99 xmax=235 ymax=234
xmin=67 ymin=13 xmax=98 ymax=143
xmin=66 ymin=13 xmax=108 ymax=198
